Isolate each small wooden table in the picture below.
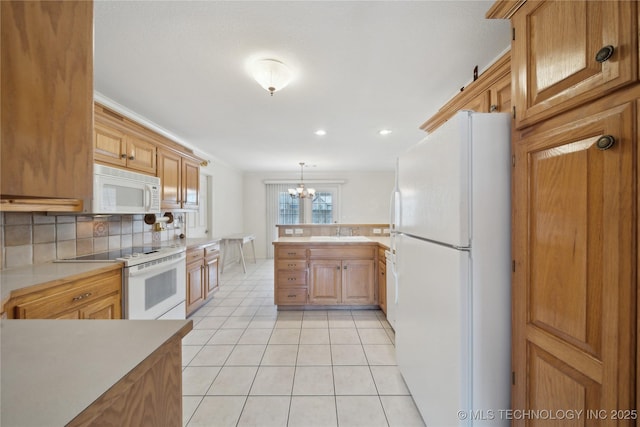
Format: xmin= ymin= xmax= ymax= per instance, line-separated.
xmin=220 ymin=233 xmax=256 ymax=273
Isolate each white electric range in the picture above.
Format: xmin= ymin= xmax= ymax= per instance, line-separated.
xmin=58 ymin=245 xmax=186 ymax=319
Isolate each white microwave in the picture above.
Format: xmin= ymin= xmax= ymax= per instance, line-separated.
xmin=93 ymin=164 xmax=161 ymax=214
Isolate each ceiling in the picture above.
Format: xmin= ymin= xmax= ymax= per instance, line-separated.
xmin=94 ymin=1 xmax=510 ymax=173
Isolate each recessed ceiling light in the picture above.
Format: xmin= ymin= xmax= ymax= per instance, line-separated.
xmin=379 ymin=129 xmax=392 ymax=136
xmin=314 ymin=130 xmax=327 ymax=136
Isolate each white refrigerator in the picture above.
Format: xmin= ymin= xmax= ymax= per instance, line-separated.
xmin=394 ymin=111 xmax=511 ymax=426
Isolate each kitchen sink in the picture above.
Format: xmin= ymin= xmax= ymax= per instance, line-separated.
xmin=309 ymin=236 xmax=371 ymax=242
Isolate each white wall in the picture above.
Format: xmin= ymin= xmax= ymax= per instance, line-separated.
xmin=243 ymin=170 xmax=394 ymax=259
xmin=196 ymin=153 xmax=244 ymax=238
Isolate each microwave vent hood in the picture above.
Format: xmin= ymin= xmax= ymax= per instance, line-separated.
xmin=92 ymin=164 xmax=161 ymax=214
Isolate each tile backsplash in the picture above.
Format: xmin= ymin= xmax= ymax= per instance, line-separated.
xmin=0 ymin=212 xmax=185 ymax=270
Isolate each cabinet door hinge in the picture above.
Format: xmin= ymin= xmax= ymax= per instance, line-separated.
xmin=512 ymin=260 xmax=516 ymax=272
xmin=512 ymin=371 xmax=516 ymax=385
xmin=512 ymin=106 xmax=516 ymax=119
xmin=512 ymin=155 xmax=516 ymax=167
xmin=512 ymin=28 xmax=515 ymax=41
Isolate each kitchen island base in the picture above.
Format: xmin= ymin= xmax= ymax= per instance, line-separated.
xmin=273 ymin=237 xmax=390 ymax=310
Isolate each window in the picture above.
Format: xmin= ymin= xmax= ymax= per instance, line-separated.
xmin=276 ymin=187 xmax=338 ymax=225
xmin=278 ymin=192 xmax=300 ymax=224
xmin=311 ymin=191 xmax=333 ymax=224
xmin=266 ymin=182 xmax=342 ymax=258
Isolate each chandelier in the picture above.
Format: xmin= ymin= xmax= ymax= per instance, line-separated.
xmin=288 ymin=162 xmax=316 ymax=199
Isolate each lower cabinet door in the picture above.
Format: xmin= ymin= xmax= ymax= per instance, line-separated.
xmin=309 ymin=260 xmax=341 ymax=305
xmin=186 ymin=260 xmax=205 ymax=315
xmin=80 ymin=293 xmax=121 ymax=319
xmin=205 ymin=256 xmax=219 ymax=296
xmin=342 ymin=260 xmax=375 ymax=305
xmin=512 ymin=102 xmax=635 ymax=419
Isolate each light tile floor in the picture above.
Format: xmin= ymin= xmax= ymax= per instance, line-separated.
xmin=182 ymin=258 xmax=425 ymax=427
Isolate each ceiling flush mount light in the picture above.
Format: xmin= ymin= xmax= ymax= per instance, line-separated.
xmin=252 ymin=58 xmax=292 ymax=96
xmin=379 ymin=129 xmax=393 ymax=136
xmin=314 ymin=130 xmax=327 ymax=136
xmin=288 ymin=162 xmax=316 ymax=199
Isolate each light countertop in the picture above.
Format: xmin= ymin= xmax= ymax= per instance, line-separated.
xmin=273 ymin=236 xmax=390 ymax=249
xmin=184 ymin=236 xmax=222 ymax=250
xmin=1 ymin=319 xmax=192 ymax=427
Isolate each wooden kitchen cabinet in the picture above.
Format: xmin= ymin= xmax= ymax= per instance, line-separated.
xmin=205 ymin=244 xmax=220 ymax=296
xmin=420 ymin=52 xmax=511 ymax=134
xmin=1 ymin=0 xmax=93 ymax=212
xmin=511 ymin=99 xmax=635 ymax=425
xmin=308 ymin=257 xmax=375 ymax=306
xmin=308 ymin=260 xmax=341 ymax=305
xmin=275 ymin=246 xmax=308 ymax=305
xmin=486 ymin=0 xmax=638 ymax=422
xmin=94 ymin=120 xmax=157 ymax=175
xmin=340 ymin=259 xmax=375 ymax=305
xmin=158 ymin=148 xmax=200 ymax=210
xmin=378 ymin=257 xmax=387 ymax=315
xmin=186 ymin=248 xmax=206 ymax=316
xmin=274 ymin=243 xmax=379 ymax=307
xmin=5 ymin=268 xmax=122 ymax=319
xmin=509 ymin=0 xmax=637 ymax=129
xmin=276 ymin=244 xmax=377 ymax=307
xmin=186 ymin=242 xmax=220 ymax=316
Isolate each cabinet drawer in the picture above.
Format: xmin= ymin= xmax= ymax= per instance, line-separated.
xmin=277 ymin=247 xmax=307 ymax=259
xmin=205 ymin=249 xmax=220 ymax=259
xmin=309 ymin=246 xmax=375 ymax=259
xmin=187 ymin=248 xmax=205 ymax=263
xmin=277 ymin=260 xmax=306 ymax=270
xmin=277 ymin=270 xmax=307 ymax=286
xmin=15 ymin=274 xmax=121 ymax=319
xmin=204 ymin=244 xmax=220 ymax=258
xmin=277 ymin=288 xmax=307 ymax=305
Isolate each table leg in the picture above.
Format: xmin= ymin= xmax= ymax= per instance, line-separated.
xmin=220 ymin=240 xmax=227 ymax=273
xmin=250 ymin=240 xmax=257 ymax=264
xmin=238 ymin=241 xmax=247 ymax=273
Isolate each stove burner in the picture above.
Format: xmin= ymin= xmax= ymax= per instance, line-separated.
xmin=57 ymin=245 xmax=184 ymax=266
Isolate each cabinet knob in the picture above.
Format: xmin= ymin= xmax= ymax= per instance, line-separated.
xmin=120 ymin=153 xmax=127 ymax=158
xmin=595 ymin=45 xmax=614 ymax=63
xmin=596 ymin=135 xmax=615 ymax=150
xmin=129 ymin=155 xmax=135 ymax=160
xmin=489 ymin=104 xmax=498 ymax=112
xmin=336 ymin=266 xmax=340 ymax=270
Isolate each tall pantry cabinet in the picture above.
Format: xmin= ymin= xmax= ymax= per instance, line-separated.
xmin=488 ymin=0 xmax=637 ymax=423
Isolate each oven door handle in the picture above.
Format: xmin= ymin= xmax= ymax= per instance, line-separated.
xmin=126 ymin=254 xmax=186 ymax=277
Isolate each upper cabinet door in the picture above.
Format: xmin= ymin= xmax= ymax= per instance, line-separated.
xmin=1 ymin=1 xmax=93 ymax=205
xmin=512 ymin=0 xmax=637 ymax=129
xmin=94 ymin=123 xmax=127 ymax=168
xmin=125 ymin=135 xmax=157 ymax=175
xmin=181 ymin=158 xmax=200 ymax=210
xmin=157 ymin=149 xmax=182 ymax=210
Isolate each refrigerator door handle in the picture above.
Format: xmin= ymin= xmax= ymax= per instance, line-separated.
xmin=389 ymin=189 xmax=397 ymax=230
xmin=391 ymin=257 xmax=398 ymax=304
